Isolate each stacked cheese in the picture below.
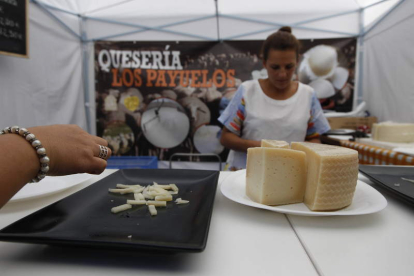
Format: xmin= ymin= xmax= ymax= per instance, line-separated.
xmin=372 ymin=122 xmax=414 ymax=143
xmin=246 ymin=147 xmax=307 ymax=205
xmin=261 ymin=139 xmax=289 ymax=148
xmin=291 ymin=142 xmax=358 ymax=211
xmin=246 ymin=140 xmax=358 ymax=211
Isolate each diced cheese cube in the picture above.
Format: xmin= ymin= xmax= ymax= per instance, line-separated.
xmin=148 ymin=205 xmax=157 ymax=216
xmin=246 ymin=147 xmax=307 ymax=206
xmin=291 ymin=142 xmax=358 ymax=211
xmin=261 ymin=140 xmax=290 ymax=148
xmin=111 ymin=204 xmax=132 ymax=213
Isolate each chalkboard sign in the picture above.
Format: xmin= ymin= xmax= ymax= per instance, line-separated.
xmin=0 ymin=0 xmax=28 ymax=58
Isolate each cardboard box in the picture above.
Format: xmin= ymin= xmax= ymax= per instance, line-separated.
xmin=327 ymin=116 xmax=378 ymax=130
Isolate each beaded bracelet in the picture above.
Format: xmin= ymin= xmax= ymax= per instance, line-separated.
xmin=0 ymin=126 xmax=50 ymax=183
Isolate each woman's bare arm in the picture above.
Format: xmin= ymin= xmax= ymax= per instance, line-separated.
xmin=220 ymin=127 xmax=261 ymax=153
xmin=220 ymin=126 xmax=322 ymax=153
xmin=0 ymin=125 xmax=112 ymax=208
xmin=0 ymin=133 xmax=39 ymax=208
xmin=305 ymin=137 xmax=322 ymax=143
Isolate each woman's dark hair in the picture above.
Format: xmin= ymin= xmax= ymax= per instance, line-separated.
xmin=261 ymin=26 xmax=301 ymax=61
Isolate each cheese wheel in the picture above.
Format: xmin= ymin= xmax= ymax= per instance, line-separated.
xmin=372 ymin=122 xmax=414 ymax=143
xmin=246 ymin=147 xmax=307 ymax=206
xmin=261 ymin=140 xmax=290 ymax=148
xmin=291 ymin=142 xmax=358 ymax=211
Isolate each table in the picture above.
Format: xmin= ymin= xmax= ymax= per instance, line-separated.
xmin=0 ymin=170 xmax=316 ymax=276
xmin=1 ymin=170 xmax=414 ymax=276
xmin=289 ymin=173 xmax=414 ymax=276
xmin=322 ymin=135 xmax=414 ymax=165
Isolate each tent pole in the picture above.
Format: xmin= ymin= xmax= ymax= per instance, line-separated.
xmin=82 ymin=0 xmax=135 ymax=16
xmin=31 ymin=0 xmax=81 ymax=39
xmin=295 ymin=9 xmax=359 ymax=26
xmin=80 ymin=17 xmax=93 ymax=134
xmin=363 ymin=0 xmax=406 ymax=36
xmin=219 ymin=14 xmax=358 ymax=39
xmin=85 ymin=15 xmax=215 ymax=30
xmin=88 ymin=28 xmax=215 ymax=42
xmin=29 ymin=0 xmax=79 ymax=16
xmin=363 ymin=0 xmax=392 ymax=10
xmin=223 ymin=26 xmax=282 ymax=40
xmin=85 ymin=15 xmax=216 ymax=41
xmin=214 ymin=0 xmax=221 ymax=41
xmin=295 ymin=0 xmax=397 ymax=27
xmin=356 ymin=9 xmax=365 ymax=110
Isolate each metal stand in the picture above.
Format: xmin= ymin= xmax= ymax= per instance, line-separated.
xmin=169 ymin=153 xmax=222 ymax=171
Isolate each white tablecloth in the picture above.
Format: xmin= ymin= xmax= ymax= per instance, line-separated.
xmin=1 ymin=170 xmax=414 ymax=276
xmin=0 ymin=170 xmax=316 ymax=276
xmin=288 ymin=174 xmax=414 ymax=276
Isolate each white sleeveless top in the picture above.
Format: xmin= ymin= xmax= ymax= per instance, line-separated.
xmin=218 ymin=80 xmax=330 ymax=169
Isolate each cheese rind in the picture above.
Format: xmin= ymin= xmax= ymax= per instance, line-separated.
xmin=291 ymin=142 xmax=358 ymax=211
xmin=246 ymin=147 xmax=307 ymax=206
xmin=261 ymin=140 xmax=290 ymax=149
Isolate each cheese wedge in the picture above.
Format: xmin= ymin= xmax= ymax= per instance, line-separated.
xmin=291 ymin=142 xmax=358 ymax=211
xmin=261 ymin=139 xmax=290 ymax=148
xmin=246 ymin=147 xmax=307 ymax=205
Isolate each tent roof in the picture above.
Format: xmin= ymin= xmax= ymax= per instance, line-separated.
xmin=38 ymin=0 xmax=399 ymax=24
xmin=33 ymin=0 xmax=402 ymax=41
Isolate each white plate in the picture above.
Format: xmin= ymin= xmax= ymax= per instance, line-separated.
xmin=220 ymin=170 xmax=387 ymax=216
xmin=326 ymin=129 xmax=355 ymax=135
xmin=327 ymin=135 xmax=354 ymax=141
xmin=10 ymin=174 xmax=93 ymax=202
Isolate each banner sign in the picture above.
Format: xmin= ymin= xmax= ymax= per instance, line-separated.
xmin=0 ymin=0 xmax=28 ymax=58
xmin=95 ymin=38 xmax=356 ymax=159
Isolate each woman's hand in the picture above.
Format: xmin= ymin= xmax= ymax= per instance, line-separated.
xmin=29 ymin=124 xmax=112 ymax=176
xmin=0 ymin=124 xmax=112 ymax=208
xmin=220 ymin=127 xmax=261 ymax=152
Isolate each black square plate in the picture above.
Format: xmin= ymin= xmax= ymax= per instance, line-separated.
xmin=359 ymin=165 xmax=414 ymax=205
xmin=0 ymin=169 xmax=220 ymax=253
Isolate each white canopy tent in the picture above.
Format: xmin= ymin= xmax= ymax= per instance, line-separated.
xmin=0 ymin=0 xmax=411 ymax=134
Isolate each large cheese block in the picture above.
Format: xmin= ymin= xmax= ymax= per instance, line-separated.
xmin=291 ymin=142 xmax=358 ymax=211
xmin=261 ymin=139 xmax=290 ymax=148
xmin=372 ymin=122 xmax=414 ymax=143
xmin=246 ymin=147 xmax=307 ymax=205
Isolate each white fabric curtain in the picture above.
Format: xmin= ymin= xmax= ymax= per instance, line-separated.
xmin=1 ymin=0 xmax=410 ymax=132
xmin=0 ymin=4 xmax=86 ymax=129
xmin=362 ymin=0 xmax=414 ymax=123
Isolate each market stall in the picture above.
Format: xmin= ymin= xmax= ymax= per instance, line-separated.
xmin=1 ymin=1 xmax=414 ymax=275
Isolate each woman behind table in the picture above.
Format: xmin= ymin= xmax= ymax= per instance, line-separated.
xmin=219 ymin=26 xmax=330 ymax=170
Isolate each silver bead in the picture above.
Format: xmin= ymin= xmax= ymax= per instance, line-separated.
xmin=2 ymin=126 xmax=50 ymax=184
xmin=32 ymin=140 xmax=41 ymax=147
xmin=26 ymin=133 xmax=35 ymax=141
xmin=19 ymin=128 xmax=27 ymax=135
xmin=37 ymin=147 xmax=46 ymax=155
xmin=11 ymin=126 xmax=19 ymax=133
xmin=40 ymin=156 xmax=50 ymax=164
